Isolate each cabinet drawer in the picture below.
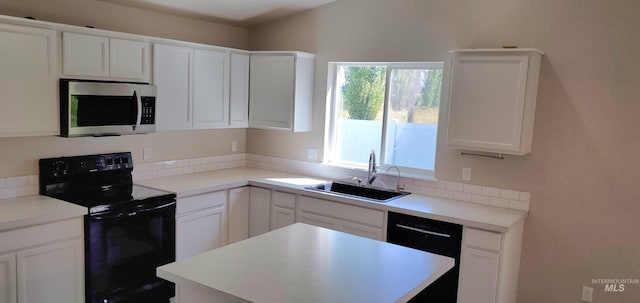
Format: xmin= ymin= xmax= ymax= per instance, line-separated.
xmin=298 ymin=196 xmax=384 ymax=227
xmin=0 ymin=218 xmax=83 ymax=253
xmin=464 ymin=228 xmax=502 ymax=252
xmin=297 ymin=212 xmax=338 ymax=230
xmin=272 ymin=191 xmax=295 ymax=209
xmin=339 ymin=221 xmax=383 ymax=241
xmin=177 ymin=191 xmax=227 ymax=215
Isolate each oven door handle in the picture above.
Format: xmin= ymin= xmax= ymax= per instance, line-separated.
xmin=395 ymin=224 xmax=451 ymax=238
xmin=92 ymin=201 xmax=175 ymax=220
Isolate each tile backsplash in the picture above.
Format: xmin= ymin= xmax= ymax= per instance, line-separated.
xmin=0 ymin=175 xmax=38 ymax=199
xmin=1 ymin=152 xmax=529 ymax=211
xmin=132 ymin=154 xmax=246 ymax=181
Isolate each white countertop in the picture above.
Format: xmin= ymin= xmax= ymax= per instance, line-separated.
xmin=138 ymin=167 xmax=526 ymax=232
xmin=158 ymin=223 xmax=454 ymax=303
xmin=0 ymin=195 xmax=88 ymax=232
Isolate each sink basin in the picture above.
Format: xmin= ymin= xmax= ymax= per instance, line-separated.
xmin=304 ymin=181 xmax=409 ymax=203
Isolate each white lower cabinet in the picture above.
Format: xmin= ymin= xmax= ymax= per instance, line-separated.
xmin=297 ymin=196 xmax=384 ymax=241
xmin=297 ymin=212 xmax=338 ymax=230
xmin=0 ymin=253 xmax=16 ymax=303
xmin=339 ymin=221 xmax=384 ymax=241
xmin=0 ymin=218 xmax=84 ymax=303
xmin=248 ymin=187 xmax=271 ymax=237
xmin=227 ymin=187 xmax=250 ymax=244
xmin=176 ymin=191 xmax=227 ymax=260
xmin=16 ymin=239 xmax=84 ymax=303
xmin=270 ymin=191 xmax=296 ymax=230
xmin=271 ymin=207 xmax=296 ymax=230
xmin=458 ymin=247 xmax=500 ymax=303
xmin=457 ymin=221 xmax=524 ymax=303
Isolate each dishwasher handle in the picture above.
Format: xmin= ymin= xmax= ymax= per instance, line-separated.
xmin=395 ymin=224 xmax=451 ymax=238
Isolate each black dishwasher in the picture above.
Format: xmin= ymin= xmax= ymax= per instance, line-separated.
xmin=387 ymin=212 xmax=463 ymax=303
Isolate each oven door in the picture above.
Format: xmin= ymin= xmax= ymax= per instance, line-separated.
xmin=85 ymin=200 xmax=175 ymax=303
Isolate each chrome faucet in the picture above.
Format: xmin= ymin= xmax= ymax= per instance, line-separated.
xmin=367 ymin=150 xmax=377 ymax=186
xmin=385 ymin=166 xmax=403 ymax=192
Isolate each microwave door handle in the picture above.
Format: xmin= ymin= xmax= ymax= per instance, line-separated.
xmin=134 ymin=90 xmax=142 ymax=130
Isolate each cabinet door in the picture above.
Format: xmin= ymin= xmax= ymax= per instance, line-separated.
xmin=16 ymin=238 xmax=83 ymax=303
xmin=248 ymin=187 xmax=271 ymax=237
xmin=154 ymin=44 xmax=193 ymax=130
xmin=110 ymin=38 xmax=148 ymax=80
xmin=339 ymin=221 xmax=383 ymax=241
xmin=229 ymin=52 xmax=250 ymax=128
xmin=62 ymin=32 xmax=109 ymax=77
xmin=228 ymin=187 xmax=250 ymax=244
xmin=0 ymin=24 xmax=58 ymax=137
xmin=297 ymin=212 xmax=338 ymax=231
xmin=446 ymin=54 xmax=530 ymax=154
xmin=249 ymin=54 xmax=295 ymax=130
xmin=193 ymin=49 xmax=229 ymax=128
xmin=457 ymin=247 xmax=500 ymax=303
xmin=176 ymin=205 xmax=227 ymax=260
xmin=0 ymin=253 xmax=16 ymax=303
xmin=270 ymin=206 xmax=295 ymax=231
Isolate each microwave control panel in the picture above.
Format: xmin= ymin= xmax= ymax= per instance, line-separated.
xmin=141 ymin=97 xmax=155 ymax=125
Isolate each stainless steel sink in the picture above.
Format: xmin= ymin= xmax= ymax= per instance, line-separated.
xmin=304 ymin=181 xmax=410 ymax=203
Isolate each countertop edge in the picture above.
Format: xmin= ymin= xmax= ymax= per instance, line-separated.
xmin=0 ymin=195 xmax=88 ymax=233
xmin=136 ymin=168 xmax=528 ymax=232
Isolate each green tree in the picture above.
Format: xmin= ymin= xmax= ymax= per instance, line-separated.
xmin=419 ymin=69 xmax=443 ymax=108
xmin=342 ymin=66 xmax=386 ymax=120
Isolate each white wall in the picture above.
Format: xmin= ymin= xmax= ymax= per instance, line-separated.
xmin=247 ymin=0 xmax=640 ymax=302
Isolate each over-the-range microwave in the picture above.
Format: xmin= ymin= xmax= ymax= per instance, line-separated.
xmin=60 ymin=79 xmax=157 ymax=137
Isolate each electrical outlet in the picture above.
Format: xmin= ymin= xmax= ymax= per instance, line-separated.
xmin=462 ymin=167 xmax=471 ymax=181
xmin=143 ymin=147 xmax=151 ymax=161
xmin=581 ymin=285 xmax=593 ymax=302
xmin=231 ymin=141 xmax=238 ymax=152
xmin=307 ymin=148 xmax=318 ymax=161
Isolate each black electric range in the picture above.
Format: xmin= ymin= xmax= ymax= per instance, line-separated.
xmin=40 ymin=152 xmax=176 ymax=303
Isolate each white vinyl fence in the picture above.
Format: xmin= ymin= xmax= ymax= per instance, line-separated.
xmin=337 ymin=119 xmax=437 ymax=171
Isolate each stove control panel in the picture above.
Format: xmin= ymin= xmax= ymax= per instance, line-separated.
xmin=40 ymin=152 xmax=134 ymax=178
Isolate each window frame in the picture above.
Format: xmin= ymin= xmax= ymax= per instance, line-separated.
xmin=325 ymin=61 xmax=445 ymax=177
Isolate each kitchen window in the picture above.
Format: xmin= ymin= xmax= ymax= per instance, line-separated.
xmin=326 ymin=62 xmax=444 ymax=176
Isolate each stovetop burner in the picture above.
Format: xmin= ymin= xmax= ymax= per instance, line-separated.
xmin=39 ymin=152 xmax=176 ymax=214
xmin=51 ymin=183 xmax=175 ymax=214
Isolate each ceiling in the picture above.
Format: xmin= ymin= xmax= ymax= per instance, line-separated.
xmin=100 ymin=0 xmax=336 ymax=26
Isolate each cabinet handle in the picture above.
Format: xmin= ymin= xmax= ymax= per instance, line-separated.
xmin=395 ymin=224 xmax=451 ymax=238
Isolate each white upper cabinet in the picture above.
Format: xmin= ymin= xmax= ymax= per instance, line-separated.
xmin=229 ymin=51 xmax=250 ymax=128
xmin=62 ymin=31 xmax=150 ymax=81
xmin=153 ymin=43 xmax=193 ymax=130
xmin=249 ymin=52 xmax=315 ymax=132
xmin=193 ymin=48 xmax=229 ymax=129
xmin=153 ymin=43 xmax=233 ymax=131
xmin=109 ymin=38 xmax=148 ymax=80
xmin=62 ymin=32 xmax=108 ymax=77
xmin=0 ymin=23 xmax=58 ymax=137
xmin=445 ymin=49 xmax=543 ymax=155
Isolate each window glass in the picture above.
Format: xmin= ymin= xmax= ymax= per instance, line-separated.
xmin=333 ymin=65 xmax=386 ymax=166
xmin=328 ymin=62 xmax=443 ymax=175
xmin=384 ymin=68 xmax=443 ymax=171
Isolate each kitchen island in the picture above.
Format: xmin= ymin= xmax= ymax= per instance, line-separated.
xmin=157 ymin=223 xmax=454 ymax=303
